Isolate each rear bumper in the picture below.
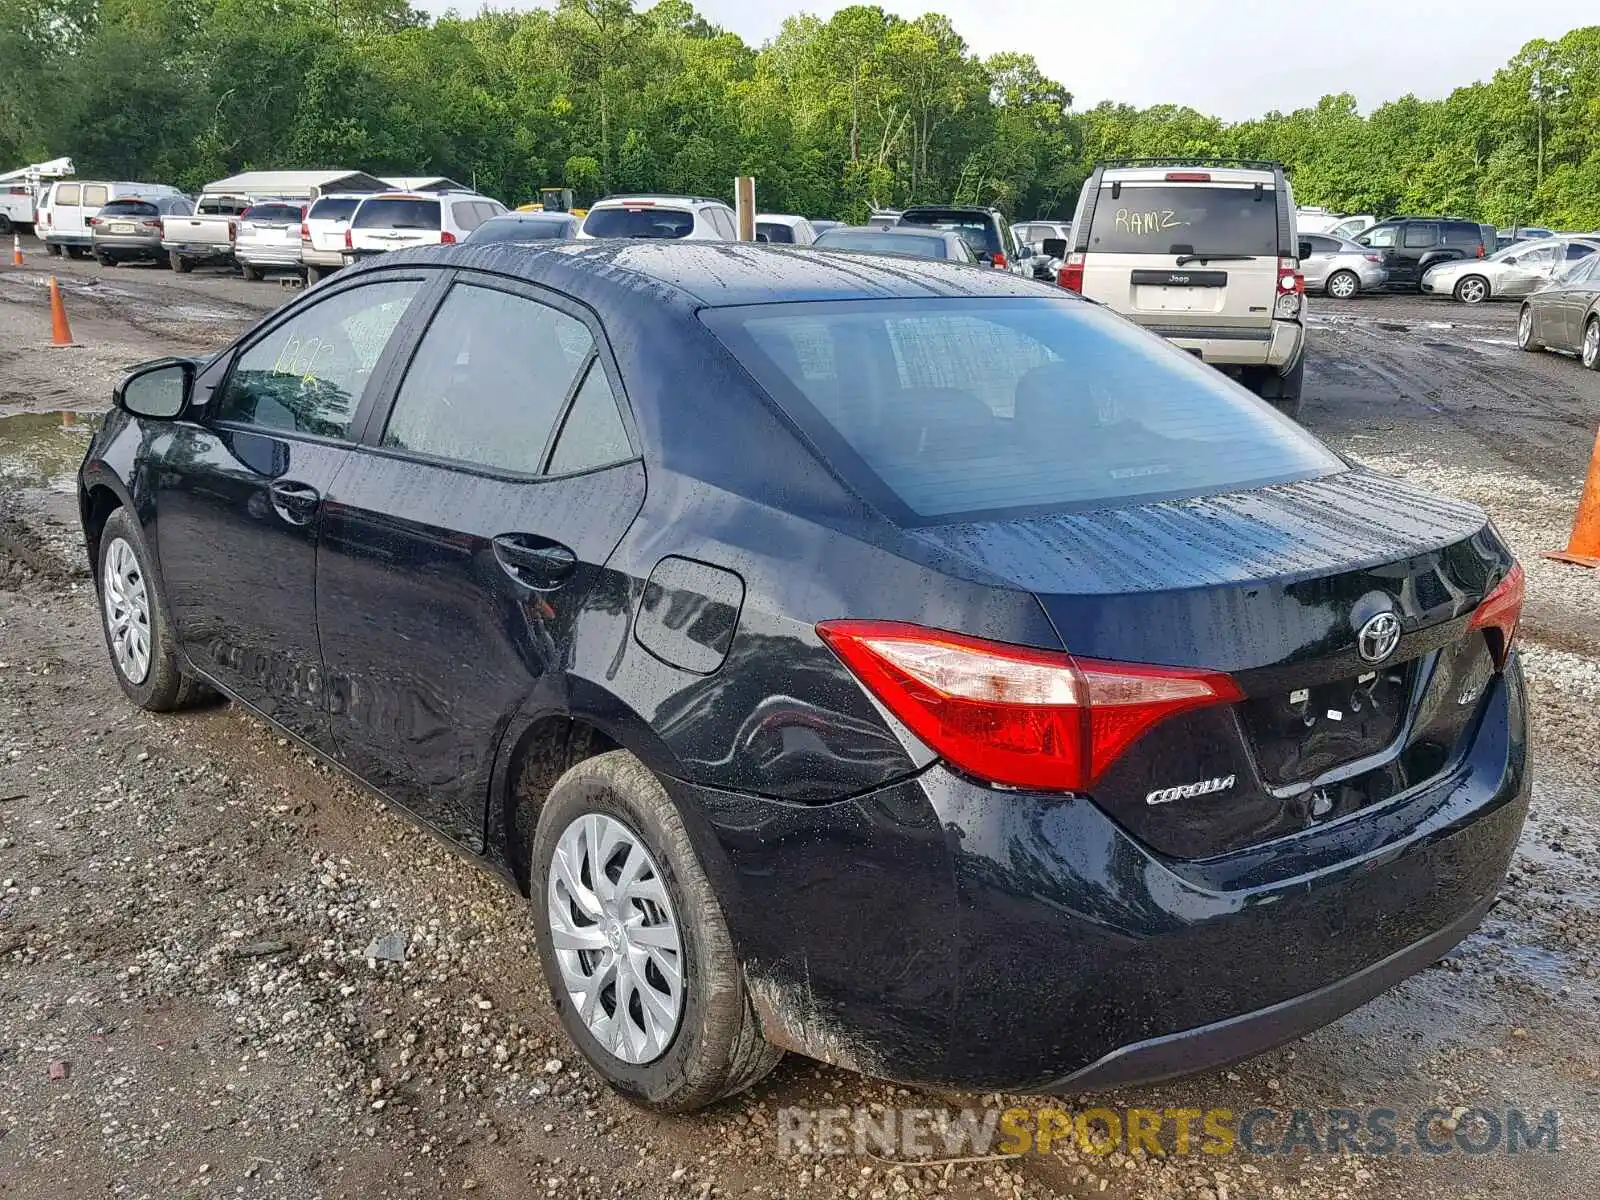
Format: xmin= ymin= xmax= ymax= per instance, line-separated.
xmin=669 ymin=660 xmax=1528 ymax=1091
xmin=92 ymin=234 xmax=164 ymax=257
xmin=302 ymin=246 xmax=346 ymax=268
xmin=236 ymin=247 xmax=303 ymax=268
xmin=43 ymin=232 xmax=91 ymax=248
xmin=1142 ymin=319 xmax=1303 ymax=369
xmin=162 ymin=241 xmax=233 ymax=261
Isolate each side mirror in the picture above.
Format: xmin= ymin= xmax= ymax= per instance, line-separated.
xmin=1298 ymin=239 xmax=1314 ymax=260
xmin=1502 ymin=255 xmax=1519 ymax=266
xmin=1042 ymin=237 xmax=1068 ymax=259
xmin=115 ymin=358 xmax=194 ymax=420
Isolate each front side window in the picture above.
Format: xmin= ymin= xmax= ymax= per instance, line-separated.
xmin=703 ymin=297 xmax=1344 ymax=522
xmin=382 ymin=284 xmax=594 ymax=473
xmin=1086 ymin=186 xmax=1279 ymax=257
xmin=1358 ymin=225 xmax=1397 ymax=248
xmin=214 ymin=280 xmax=421 ymax=439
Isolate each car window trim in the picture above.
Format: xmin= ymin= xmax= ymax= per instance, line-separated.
xmin=355 ymin=268 xmax=642 ymax=478
xmin=540 ymin=355 xmax=638 ymax=478
xmin=206 ymin=268 xmax=450 ymax=447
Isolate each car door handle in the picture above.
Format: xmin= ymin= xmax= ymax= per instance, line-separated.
xmin=268 ymin=480 xmax=321 ymax=526
xmin=492 ymin=534 xmax=577 ymax=590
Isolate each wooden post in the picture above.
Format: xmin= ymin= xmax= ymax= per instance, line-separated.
xmin=735 ymin=176 xmax=756 ymax=241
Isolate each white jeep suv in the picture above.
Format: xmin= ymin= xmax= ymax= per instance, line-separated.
xmin=579 ymin=195 xmax=739 ymax=240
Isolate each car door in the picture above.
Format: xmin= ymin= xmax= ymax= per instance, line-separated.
xmin=1390 ymin=222 xmax=1437 ymax=287
xmin=1544 ymin=253 xmax=1599 ymax=348
xmin=1498 ymin=241 xmax=1559 ymax=297
xmin=1300 ymin=235 xmax=1337 ymax=289
xmin=315 ymin=271 xmax=646 ymax=846
xmin=148 ymin=271 xmax=436 ymax=751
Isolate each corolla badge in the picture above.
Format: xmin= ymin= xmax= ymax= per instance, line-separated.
xmin=1356 ymin=612 xmax=1401 ymax=664
xmin=1146 ymin=774 xmax=1236 ymax=806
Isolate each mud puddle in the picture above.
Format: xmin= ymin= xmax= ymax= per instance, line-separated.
xmin=0 ymin=409 xmax=99 ymax=498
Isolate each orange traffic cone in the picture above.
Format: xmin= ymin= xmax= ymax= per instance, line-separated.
xmin=11 ymin=233 xmax=21 ymax=266
xmin=1544 ymin=427 xmax=1600 ymax=568
xmin=48 ymin=276 xmax=74 ymax=347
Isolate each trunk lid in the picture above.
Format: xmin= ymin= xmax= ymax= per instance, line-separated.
xmin=911 ymin=470 xmax=1512 ymax=858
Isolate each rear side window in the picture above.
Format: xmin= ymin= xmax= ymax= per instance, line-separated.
xmin=898 ymin=211 xmax=1000 ymax=256
xmin=703 ymin=298 xmax=1343 ymax=522
xmin=382 ymin=284 xmax=594 ymax=474
xmin=354 ymin=198 xmax=441 ymax=230
xmin=100 ymin=200 xmax=158 ymax=217
xmin=582 ymin=206 xmax=695 ymax=239
xmin=757 ymin=222 xmax=796 ymax=244
xmin=1441 ymin=223 xmax=1482 ymax=247
xmin=1086 ymin=185 xmax=1278 ymax=256
xmin=308 ymin=196 xmax=362 ymax=222
xmin=216 ymin=280 xmax=421 ymax=439
xmin=1402 ymin=224 xmax=1438 ymax=248
xmin=1305 ymin=235 xmax=1339 ymax=255
xmin=547 ymin=364 xmax=632 ymax=474
xmin=55 ymin=183 xmax=80 ymax=205
xmin=1563 ymin=242 xmax=1597 ymax=261
xmin=451 ymin=201 xmax=486 ymax=231
xmin=82 ymin=185 xmax=108 ymax=207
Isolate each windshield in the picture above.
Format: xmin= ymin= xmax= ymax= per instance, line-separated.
xmin=582 ymin=206 xmax=694 ymax=239
xmin=1087 ymin=185 xmax=1279 ymax=256
xmin=309 ymin=196 xmax=362 ymax=222
xmin=815 ymin=231 xmax=954 ymax=259
xmin=897 ymin=210 xmax=999 ymax=256
xmin=702 ymin=297 xmax=1342 ymax=522
xmin=353 ymin=198 xmax=441 ymax=230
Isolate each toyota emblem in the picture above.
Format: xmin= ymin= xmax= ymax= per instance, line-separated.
xmin=1357 ymin=612 xmax=1401 ymax=664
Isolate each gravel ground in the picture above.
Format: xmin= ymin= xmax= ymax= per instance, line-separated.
xmin=2 ymin=239 xmax=1599 ymax=1199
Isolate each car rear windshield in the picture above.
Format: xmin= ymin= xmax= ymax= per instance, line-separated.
xmin=581 ymin=206 xmax=695 ymax=238
xmin=1086 ymin=184 xmax=1279 ymax=256
xmin=896 ymin=210 xmax=999 ymax=255
xmin=816 ymin=231 xmax=951 ymax=259
xmin=309 ymin=196 xmax=362 ymax=222
xmin=99 ymin=200 xmax=158 ymax=217
xmin=354 ymin=198 xmax=441 ymax=230
xmin=242 ymin=204 xmax=303 ymax=223
xmin=757 ymin=222 xmax=796 ymax=244
xmin=702 ymin=297 xmax=1343 ymax=522
xmin=468 ymin=217 xmax=573 ymax=243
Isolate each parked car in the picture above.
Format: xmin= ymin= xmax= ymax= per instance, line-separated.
xmin=235 ymin=201 xmax=309 ymax=281
xmin=1012 ymin=221 xmax=1071 ymax=252
xmin=300 ymin=194 xmax=368 ymax=284
xmin=578 ymin=195 xmax=739 ymax=241
xmin=809 ymin=219 xmax=845 ymax=235
xmin=812 ymin=226 xmax=976 ymax=262
xmin=1061 ymin=159 xmax=1306 ymax=416
xmin=90 ymin=195 xmax=195 ymax=266
xmin=1517 ymin=250 xmax=1600 ymax=369
xmin=1299 ymin=233 xmax=1388 ymax=298
xmin=41 ymin=181 xmax=183 ymax=259
xmin=464 ymin=211 xmax=581 ymax=245
xmin=81 ymin=241 xmax=1528 ymax=1114
xmin=163 ymin=192 xmax=255 ymax=273
xmin=345 ymin=191 xmax=507 ymax=261
xmin=1294 ymin=205 xmax=1343 ymax=234
xmin=755 ymin=214 xmax=818 ymax=245
xmin=1422 ymin=237 xmax=1600 ymax=304
xmin=896 ymin=205 xmax=1013 ymax=268
xmin=865 ymin=208 xmax=901 ymax=230
xmin=1355 ymin=218 xmax=1489 ymax=291
xmin=1498 ymin=226 xmax=1555 ymax=245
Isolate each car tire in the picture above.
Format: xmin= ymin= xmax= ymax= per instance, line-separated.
xmin=530 ymin=750 xmax=783 ymax=1113
xmin=96 ymin=252 xmax=114 ymax=267
xmin=169 ymin=251 xmax=191 ymax=274
xmin=1454 ymin=276 xmax=1490 ymax=305
xmin=1517 ymin=305 xmax=1541 ymax=352
xmin=1325 ymin=270 xmax=1359 ymax=300
xmin=96 ymin=508 xmax=214 ymax=713
xmin=66 ymin=245 xmax=88 ymax=260
xmin=241 ymin=263 xmax=264 ymax=282
xmin=45 ymin=242 xmax=62 ymax=258
xmin=1583 ymin=317 xmax=1600 ymax=371
xmin=1250 ymin=357 xmax=1304 ymax=422
xmin=0 ymin=215 xmax=11 ymax=235
xmin=306 ymin=265 xmax=326 ymax=285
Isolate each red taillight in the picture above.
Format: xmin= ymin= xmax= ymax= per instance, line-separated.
xmin=1166 ymin=171 xmax=1211 ymax=182
xmin=1364 ymin=253 xmax=1384 ymax=263
xmin=86 ymin=217 xmax=99 ymax=227
xmin=1467 ymin=562 xmax=1525 ymax=670
xmin=440 ymin=230 xmax=457 ymax=245
xmin=228 ymin=221 xmax=237 ymax=243
xmin=1476 ymin=243 xmax=1486 ymax=258
xmin=300 ymin=221 xmax=310 ymax=241
xmin=815 ymin=620 xmax=1242 ymax=791
xmin=991 ymin=251 xmax=1008 ymax=270
xmin=343 ymin=227 xmax=352 ymax=249
xmin=149 ymin=219 xmax=163 ymax=234
xmin=1277 ymin=255 xmax=1305 ymax=293
xmin=1058 ymin=252 xmax=1084 ymax=293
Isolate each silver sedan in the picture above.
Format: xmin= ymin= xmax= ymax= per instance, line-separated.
xmin=1422 ymin=237 xmax=1600 ymax=304
xmin=1300 ymin=234 xmax=1388 ymax=298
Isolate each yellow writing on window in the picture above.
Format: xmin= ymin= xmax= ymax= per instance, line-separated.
xmin=1114 ymin=209 xmax=1187 ymax=236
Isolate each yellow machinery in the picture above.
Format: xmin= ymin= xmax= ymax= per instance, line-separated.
xmin=518 ymin=187 xmax=585 ymax=216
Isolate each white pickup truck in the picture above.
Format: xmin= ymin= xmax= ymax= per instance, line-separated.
xmin=161 ymin=192 xmax=257 ymax=272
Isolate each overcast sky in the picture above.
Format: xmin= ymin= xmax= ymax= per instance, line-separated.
xmin=421 ymin=0 xmax=1594 ymax=120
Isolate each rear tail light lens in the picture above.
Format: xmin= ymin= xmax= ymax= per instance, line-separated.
xmin=344 ymin=227 xmax=352 ymax=250
xmin=1364 ymin=253 xmax=1384 ymax=263
xmin=149 ymin=219 xmax=163 ymax=234
xmin=1467 ymin=562 xmax=1525 ymax=670
xmin=1275 ymin=255 xmax=1305 ymax=318
xmin=816 ymin=620 xmax=1242 ymax=791
xmin=1166 ymin=171 xmax=1211 ymax=182
xmin=300 ymin=221 xmax=310 ymax=241
xmin=228 ymin=221 xmax=237 ymax=243
xmin=1058 ymin=252 xmax=1084 ymax=293
xmin=440 ymin=230 xmax=457 ymax=245
xmin=87 ymin=217 xmax=99 ymax=227
xmin=991 ymin=251 xmax=1008 ymax=270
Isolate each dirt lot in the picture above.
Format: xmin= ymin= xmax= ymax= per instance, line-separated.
xmin=2 ymin=238 xmax=1599 ymax=1200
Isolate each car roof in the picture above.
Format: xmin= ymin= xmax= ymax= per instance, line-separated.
xmin=359 ymin=240 xmax=1051 ymax=308
xmin=900 ymin=205 xmax=999 ymax=217
xmin=591 ymin=195 xmax=727 ymax=209
xmin=1097 ymin=166 xmax=1277 ymax=185
xmin=756 ymin=214 xmax=808 ymax=226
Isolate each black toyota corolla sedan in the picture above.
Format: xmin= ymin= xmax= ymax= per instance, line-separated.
xmin=79 ymin=242 xmax=1529 ymax=1113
